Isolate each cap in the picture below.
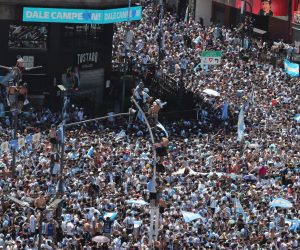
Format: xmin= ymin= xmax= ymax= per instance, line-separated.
xmin=261 ymin=0 xmax=271 ymax=3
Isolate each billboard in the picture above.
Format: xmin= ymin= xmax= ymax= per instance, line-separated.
xmin=23 ymin=6 xmax=142 ymax=24
xmin=214 ymin=0 xmax=288 ymax=17
xmin=235 ymin=0 xmax=288 ymax=17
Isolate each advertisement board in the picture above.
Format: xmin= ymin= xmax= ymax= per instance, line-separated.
xmin=23 ymin=6 xmax=142 ymax=24
xmin=214 ymin=0 xmax=288 ymax=17
xmin=235 ymin=0 xmax=288 ymax=17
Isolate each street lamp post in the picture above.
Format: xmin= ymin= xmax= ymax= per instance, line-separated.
xmin=158 ymin=0 xmax=164 ymax=63
xmin=131 ymin=98 xmax=159 ymax=243
xmin=11 ymin=110 xmax=18 ymax=177
xmin=121 ymin=0 xmax=132 ymax=112
xmin=56 ymin=85 xmax=68 ymax=224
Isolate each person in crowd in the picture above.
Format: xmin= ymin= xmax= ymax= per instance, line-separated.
xmin=0 ymin=1 xmax=298 ymax=249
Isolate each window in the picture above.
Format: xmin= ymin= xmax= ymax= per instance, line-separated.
xmin=63 ymin=24 xmax=104 ymax=49
xmin=8 ymin=24 xmax=48 ymax=49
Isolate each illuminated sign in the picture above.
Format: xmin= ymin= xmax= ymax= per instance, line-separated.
xmin=23 ymin=6 xmax=142 ymax=24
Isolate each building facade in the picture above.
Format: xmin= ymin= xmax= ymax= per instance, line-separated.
xmin=0 ymin=0 xmax=131 ymax=114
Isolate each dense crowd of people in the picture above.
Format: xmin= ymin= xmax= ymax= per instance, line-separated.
xmin=0 ymin=1 xmax=299 ymax=249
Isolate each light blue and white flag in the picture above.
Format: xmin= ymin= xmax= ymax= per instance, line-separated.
xmin=270 ymin=198 xmax=293 ymax=208
xmin=87 ymin=146 xmax=94 ymax=157
xmin=184 ymin=6 xmax=189 ymax=23
xmin=104 ymin=212 xmax=118 ymax=221
xmin=237 ymin=107 xmax=245 ymax=142
xmin=157 ymin=122 xmax=169 ymax=138
xmin=285 ymin=219 xmax=300 ymax=232
xmin=126 ymin=199 xmax=149 ymax=206
xmin=193 ymin=36 xmax=201 ymax=44
xmin=134 ymin=220 xmax=142 ymax=228
xmin=234 ymin=198 xmax=247 ymax=221
xmin=293 ymin=114 xmax=300 ymax=123
xmin=115 ymin=130 xmax=126 ymax=141
xmin=284 ymin=59 xmax=299 ymax=77
xmin=181 ymin=211 xmax=203 ymax=223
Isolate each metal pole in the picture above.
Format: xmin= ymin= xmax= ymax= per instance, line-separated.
xmin=159 ymin=0 xmax=164 ymax=62
xmin=59 ymin=94 xmax=67 ymax=195
xmin=56 ymin=93 xmax=67 ymax=222
xmin=121 ymin=0 xmax=132 ymax=112
xmin=58 ymin=123 xmax=65 ymax=194
xmin=65 ymin=112 xmax=130 ymax=128
xmin=37 ymin=211 xmax=44 ymax=250
xmin=12 ymin=111 xmax=17 ymax=178
xmin=131 ymin=98 xmax=159 ymax=243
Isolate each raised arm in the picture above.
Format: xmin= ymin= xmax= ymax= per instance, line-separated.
xmin=0 ymin=65 xmax=12 ymax=71
xmin=24 ymin=66 xmax=43 ymax=71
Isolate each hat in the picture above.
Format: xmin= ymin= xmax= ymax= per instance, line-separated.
xmin=154 ymin=99 xmax=167 ymax=109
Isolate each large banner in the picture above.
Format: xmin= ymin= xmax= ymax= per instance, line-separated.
xmin=284 ymin=60 xmax=300 ymax=77
xmin=214 ymin=0 xmax=288 ymax=17
xmin=23 ymin=6 xmax=142 ymax=24
xmin=236 ymin=0 xmax=288 ymax=17
xmin=0 ymin=133 xmax=41 ymax=153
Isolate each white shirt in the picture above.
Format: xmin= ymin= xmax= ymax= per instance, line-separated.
xmin=52 ymin=163 xmax=60 ymax=175
xmin=66 ymin=222 xmax=74 ymax=235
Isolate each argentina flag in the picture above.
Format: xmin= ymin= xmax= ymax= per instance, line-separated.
xmin=284 ymin=59 xmax=299 ymax=77
xmin=237 ymin=107 xmax=246 ymax=142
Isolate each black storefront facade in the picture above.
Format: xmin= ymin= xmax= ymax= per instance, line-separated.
xmin=0 ymin=0 xmax=129 ymax=114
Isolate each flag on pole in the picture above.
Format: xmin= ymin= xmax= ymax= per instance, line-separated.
xmin=156 ymin=122 xmax=169 ymax=138
xmin=237 ymin=107 xmax=245 ymax=142
xmin=250 ymin=89 xmax=255 ymax=107
xmin=115 ymin=130 xmax=126 ymax=141
xmin=184 ymin=6 xmax=189 ymax=23
xmin=222 ymin=102 xmax=229 ymax=120
xmin=234 ymin=198 xmax=247 ymax=221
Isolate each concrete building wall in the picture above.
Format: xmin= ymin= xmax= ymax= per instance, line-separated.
xmin=195 ymin=0 xmax=212 ymax=26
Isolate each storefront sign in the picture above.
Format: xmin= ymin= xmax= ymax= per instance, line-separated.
xmin=77 ymin=52 xmax=98 ymax=65
xmin=23 ymin=6 xmax=142 ymax=24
